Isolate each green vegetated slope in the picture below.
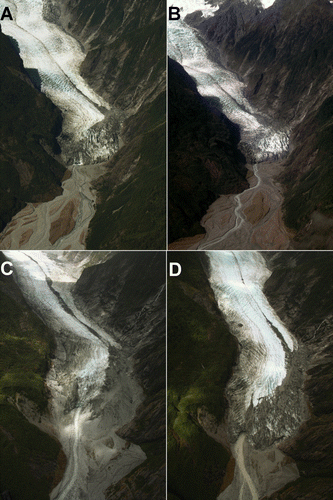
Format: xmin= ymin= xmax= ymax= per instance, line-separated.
xmin=168 ymin=58 xmax=248 ymax=244
xmin=168 ymin=252 xmax=238 ymax=500
xmin=263 ymin=252 xmax=333 ymax=499
xmin=63 ymin=0 xmax=166 ymax=249
xmin=281 ymin=96 xmax=333 ymax=247
xmin=0 ymin=261 xmax=64 ymax=499
xmin=0 ymin=32 xmax=65 ymax=232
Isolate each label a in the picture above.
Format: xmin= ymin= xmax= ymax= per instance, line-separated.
xmin=1 ymin=7 xmax=13 ymax=20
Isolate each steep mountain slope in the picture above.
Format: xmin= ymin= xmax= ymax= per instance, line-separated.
xmin=73 ymin=252 xmax=166 ymax=499
xmin=191 ymin=0 xmax=333 ymax=247
xmin=263 ymin=251 xmax=333 ymax=498
xmin=168 ymin=58 xmax=248 ymax=244
xmin=194 ymin=0 xmax=333 ymax=125
xmin=86 ymin=91 xmax=165 ymax=250
xmin=280 ymin=95 xmax=333 ymax=247
xmin=0 ymin=32 xmax=65 ymax=233
xmin=61 ymin=0 xmax=166 ymax=249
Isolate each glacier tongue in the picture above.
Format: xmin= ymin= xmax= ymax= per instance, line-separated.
xmin=168 ymin=3 xmax=290 ymax=163
xmin=2 ymin=0 xmax=116 ymax=164
xmin=208 ymin=251 xmax=295 ymax=411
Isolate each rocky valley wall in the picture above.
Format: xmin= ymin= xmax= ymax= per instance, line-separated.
xmin=189 ymin=0 xmax=333 ymax=247
xmin=60 ymin=0 xmax=166 ymax=249
xmin=73 ymin=251 xmax=166 ymax=499
xmin=262 ymin=251 xmax=333 ymax=499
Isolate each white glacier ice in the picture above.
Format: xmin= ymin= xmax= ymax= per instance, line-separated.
xmin=208 ymin=251 xmax=295 ymax=408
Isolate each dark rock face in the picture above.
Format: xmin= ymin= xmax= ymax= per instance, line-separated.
xmin=108 ymin=392 xmax=166 ymax=499
xmin=73 ymin=251 xmax=166 ymax=499
xmin=262 ymin=251 xmax=333 ymax=498
xmin=168 ymin=57 xmax=248 ymax=244
xmin=195 ymin=0 xmax=333 ymax=125
xmin=280 ymin=95 xmax=333 ymax=247
xmin=86 ymin=90 xmax=166 ymax=250
xmin=61 ymin=0 xmax=164 ymax=112
xmin=62 ymin=0 xmax=166 ymax=249
xmin=0 ymin=32 xmax=65 ymax=232
xmin=192 ymin=0 xmax=333 ymax=246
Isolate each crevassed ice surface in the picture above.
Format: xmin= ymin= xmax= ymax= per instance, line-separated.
xmin=2 ymin=0 xmax=113 ymax=162
xmin=4 ymin=251 xmax=118 ymax=346
xmin=168 ymin=1 xmax=290 ymax=161
xmin=208 ymin=251 xmax=295 ymax=408
xmin=4 ymin=251 xmax=146 ymax=500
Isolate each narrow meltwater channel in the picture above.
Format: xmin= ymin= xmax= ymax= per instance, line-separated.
xmin=197 ymin=165 xmax=262 ymax=250
xmin=207 ymin=251 xmax=307 ymax=499
xmin=191 ymin=160 xmax=290 ymax=250
xmin=3 ymin=251 xmax=146 ymax=500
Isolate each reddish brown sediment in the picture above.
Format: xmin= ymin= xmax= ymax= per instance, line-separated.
xmin=49 ymin=199 xmax=79 ymax=245
xmin=186 ymin=160 xmax=292 ymax=250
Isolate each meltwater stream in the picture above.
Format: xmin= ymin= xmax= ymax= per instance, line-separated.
xmin=0 ymin=1 xmax=121 ymax=249
xmin=207 ymin=251 xmax=307 ymax=499
xmin=3 ymin=251 xmax=146 ymax=500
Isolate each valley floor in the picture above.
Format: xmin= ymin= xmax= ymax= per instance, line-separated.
xmin=0 ymin=163 xmax=107 ymax=250
xmin=170 ymin=159 xmax=292 ymax=250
